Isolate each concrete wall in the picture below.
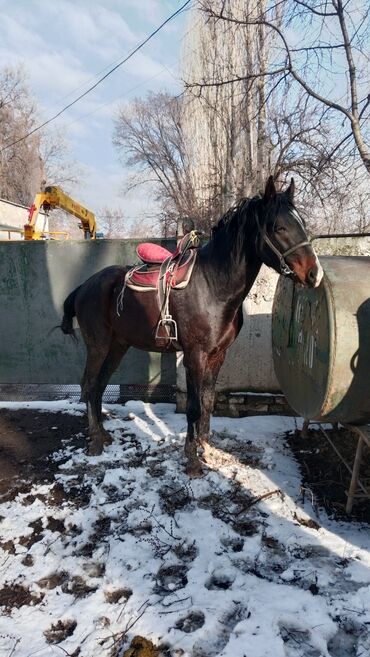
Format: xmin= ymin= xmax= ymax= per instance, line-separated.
xmin=313 ymin=235 xmax=370 ymax=257
xmin=0 ymin=198 xmax=47 ymax=239
xmin=0 ymin=239 xmax=175 ymax=387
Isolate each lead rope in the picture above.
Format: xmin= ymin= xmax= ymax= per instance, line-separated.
xmin=116 ymin=270 xmax=130 ymax=317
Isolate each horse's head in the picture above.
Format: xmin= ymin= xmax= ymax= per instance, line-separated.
xmin=255 ymin=176 xmax=323 ymax=288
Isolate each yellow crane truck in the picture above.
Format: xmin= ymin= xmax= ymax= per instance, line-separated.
xmin=25 ymin=186 xmax=97 ymax=240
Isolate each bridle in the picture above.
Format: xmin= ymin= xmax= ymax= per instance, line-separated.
xmin=255 ymin=211 xmax=311 ymax=277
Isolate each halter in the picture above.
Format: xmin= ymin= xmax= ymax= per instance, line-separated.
xmin=256 ymin=213 xmax=311 ymax=276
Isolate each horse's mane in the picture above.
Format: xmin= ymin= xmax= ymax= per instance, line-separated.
xmin=208 ymin=192 xmax=304 ymax=264
xmin=209 ymin=195 xmax=260 ymax=263
xmin=212 ymin=197 xmax=253 ymax=235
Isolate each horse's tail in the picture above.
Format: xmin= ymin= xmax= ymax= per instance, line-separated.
xmin=61 ymin=285 xmax=81 ymax=339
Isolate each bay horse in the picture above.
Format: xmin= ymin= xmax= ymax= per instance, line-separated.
xmin=61 ymin=177 xmax=323 ymax=475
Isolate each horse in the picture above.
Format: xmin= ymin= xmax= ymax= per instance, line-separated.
xmin=61 ymin=176 xmax=323 ymax=476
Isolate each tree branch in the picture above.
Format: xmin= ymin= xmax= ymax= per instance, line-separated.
xmin=293 ymin=0 xmax=337 ymax=16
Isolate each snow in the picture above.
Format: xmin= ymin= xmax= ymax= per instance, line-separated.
xmin=0 ymin=401 xmax=369 ymax=657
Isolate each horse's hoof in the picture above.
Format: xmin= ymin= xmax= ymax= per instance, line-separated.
xmin=87 ymin=441 xmax=103 ymax=456
xmin=185 ymin=459 xmax=205 ymax=478
xmin=102 ymin=431 xmax=112 ymax=446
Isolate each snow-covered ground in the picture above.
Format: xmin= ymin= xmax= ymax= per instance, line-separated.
xmin=0 ymin=401 xmax=369 ymax=657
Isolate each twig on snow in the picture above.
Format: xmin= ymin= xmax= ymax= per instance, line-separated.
xmin=8 ymin=638 xmax=21 ymax=657
xmin=235 ymin=489 xmax=283 ymax=515
xmin=99 ymin=601 xmax=150 ymax=655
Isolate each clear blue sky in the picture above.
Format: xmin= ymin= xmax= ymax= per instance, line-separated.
xmin=0 ymin=0 xmax=188 ymax=222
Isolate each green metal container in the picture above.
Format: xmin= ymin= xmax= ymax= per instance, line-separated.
xmin=272 ymin=256 xmax=370 ymax=423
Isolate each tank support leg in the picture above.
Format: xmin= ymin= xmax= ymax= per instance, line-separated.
xmin=301 ymin=419 xmax=310 ymax=438
xmin=346 ymin=433 xmax=364 ymax=514
xmin=344 ymin=425 xmax=370 ymax=514
xmin=319 ymin=424 xmax=370 ymax=515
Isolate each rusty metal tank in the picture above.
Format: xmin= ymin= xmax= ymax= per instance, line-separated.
xmin=272 ymin=256 xmax=370 ymax=423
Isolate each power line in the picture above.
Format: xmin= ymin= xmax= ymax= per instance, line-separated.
xmin=60 ymin=60 xmax=183 ymax=132
xmin=53 ymin=33 xmax=177 ymax=107
xmin=63 ymin=68 xmax=169 ymax=131
xmin=0 ymin=0 xmax=191 ymax=154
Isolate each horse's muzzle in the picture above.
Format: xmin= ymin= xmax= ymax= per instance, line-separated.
xmin=308 ymin=258 xmax=323 ymax=288
xmin=303 ymin=257 xmax=323 ymax=288
xmin=291 ymin=255 xmax=323 ymax=288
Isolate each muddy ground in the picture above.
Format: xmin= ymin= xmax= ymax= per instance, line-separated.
xmin=287 ymin=424 xmax=370 ymax=523
xmin=0 ymin=408 xmax=87 ymax=504
xmin=1 ymin=408 xmax=369 ymax=522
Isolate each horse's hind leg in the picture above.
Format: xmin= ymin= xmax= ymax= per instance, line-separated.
xmin=80 ymin=366 xmax=88 ymax=403
xmin=96 ymin=341 xmax=128 ymax=413
xmin=81 ymin=342 xmax=111 ymax=455
xmin=85 ymin=341 xmax=128 ymax=455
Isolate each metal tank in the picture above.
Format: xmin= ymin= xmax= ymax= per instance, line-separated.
xmin=272 ymin=256 xmax=370 ymax=423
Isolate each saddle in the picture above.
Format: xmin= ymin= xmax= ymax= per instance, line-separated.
xmin=128 ymin=235 xmax=197 ymax=290
xmin=117 ymin=231 xmax=202 ymax=342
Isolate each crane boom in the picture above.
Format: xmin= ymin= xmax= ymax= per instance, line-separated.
xmin=25 ymin=186 xmax=97 ymax=240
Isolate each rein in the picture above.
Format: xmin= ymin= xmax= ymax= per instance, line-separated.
xmin=255 ymin=214 xmax=310 ymax=276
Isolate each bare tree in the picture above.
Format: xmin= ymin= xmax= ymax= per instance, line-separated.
xmin=40 ymin=127 xmax=81 ymax=192
xmin=125 ymin=216 xmax=159 ymax=238
xmin=320 ymin=166 xmax=370 ymax=234
xmin=96 ymin=207 xmax=126 ymax=238
xmin=196 ymin=0 xmax=370 ymax=176
xmin=181 ymin=1 xmax=370 ymax=234
xmin=0 ymin=67 xmax=42 ymax=204
xmin=113 ymin=91 xmax=203 ymax=236
xmin=0 ymin=65 xmax=79 ymax=206
xmin=182 ymin=0 xmax=272 ymax=217
xmin=113 ymin=2 xmax=369 ymax=236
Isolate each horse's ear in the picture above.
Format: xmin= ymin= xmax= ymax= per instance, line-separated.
xmin=285 ymin=177 xmax=295 ymax=201
xmin=263 ymin=175 xmax=276 ymax=201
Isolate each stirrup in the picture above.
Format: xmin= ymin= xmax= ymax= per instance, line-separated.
xmin=155 ymin=314 xmax=178 ymax=341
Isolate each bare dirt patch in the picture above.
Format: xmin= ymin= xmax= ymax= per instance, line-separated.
xmin=0 ymin=583 xmax=44 ymax=614
xmin=287 ymin=425 xmax=370 ymax=522
xmin=43 ymin=619 xmax=77 ymax=645
xmin=0 ymin=408 xmax=87 ymax=502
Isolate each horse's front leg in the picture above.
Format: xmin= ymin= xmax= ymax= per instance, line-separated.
xmin=184 ymin=350 xmax=207 ymax=477
xmin=196 ymin=353 xmax=226 ymax=459
xmin=183 ymin=350 xmax=225 ymax=476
